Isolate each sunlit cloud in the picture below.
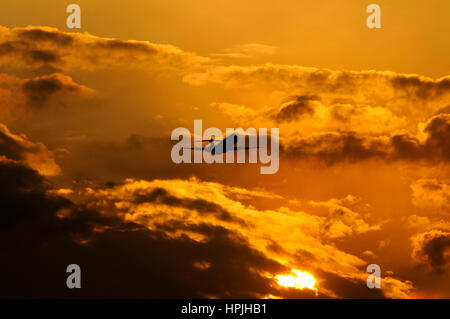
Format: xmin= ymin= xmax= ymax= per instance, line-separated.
xmin=275 ymin=270 xmax=318 ymax=293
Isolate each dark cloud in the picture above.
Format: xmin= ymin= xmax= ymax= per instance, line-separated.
xmin=0 ymin=41 xmax=17 ymax=55
xmin=0 ymin=128 xmax=26 ymax=161
xmin=284 ymin=132 xmax=386 ymax=164
xmin=423 ymin=114 xmax=450 ymax=160
xmin=28 ymin=49 xmax=61 ymax=64
xmin=21 ymin=73 xmax=90 ymax=107
xmin=284 ymin=114 xmax=450 ymax=165
xmin=0 ymin=26 xmax=206 ymax=74
xmin=15 ymin=28 xmax=74 ymax=47
xmin=316 ymin=270 xmax=384 ymax=299
xmin=0 ymin=72 xmax=93 ymax=123
xmin=392 ymin=75 xmax=450 ymax=100
xmin=0 ymin=126 xmax=413 ymax=298
xmin=0 ymin=39 xmax=63 ymax=70
xmin=0 ymin=158 xmax=284 ymax=298
xmin=0 ymin=160 xmax=67 ymax=230
xmin=133 ymin=187 xmax=245 ymax=224
xmin=412 ymin=231 xmax=450 ymax=274
xmin=436 ymin=105 xmax=450 ymax=115
xmin=275 ymin=95 xmax=317 ymax=122
xmin=0 ymin=123 xmax=60 ymax=175
xmin=423 ymin=235 xmax=450 ymax=273
xmin=92 ymin=39 xmax=157 ymax=54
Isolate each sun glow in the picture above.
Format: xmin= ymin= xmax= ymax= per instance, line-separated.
xmin=275 ymin=270 xmax=317 ymax=291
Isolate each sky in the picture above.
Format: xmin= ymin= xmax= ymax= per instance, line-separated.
xmin=0 ymin=1 xmax=449 ymax=298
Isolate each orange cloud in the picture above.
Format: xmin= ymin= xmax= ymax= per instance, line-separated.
xmin=0 ymin=72 xmax=94 ymax=121
xmin=0 ymin=25 xmax=210 ymax=73
xmin=79 ymin=177 xmax=412 ymax=298
xmin=0 ymin=123 xmax=60 ymax=175
xmin=282 ymin=114 xmax=450 ymax=165
xmin=309 ymin=196 xmax=381 ymax=239
xmin=411 ymin=179 xmax=450 ymax=210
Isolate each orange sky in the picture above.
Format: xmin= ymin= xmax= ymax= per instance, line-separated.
xmin=1 ymin=0 xmax=450 ymax=77
xmin=0 ymin=1 xmax=449 ymax=298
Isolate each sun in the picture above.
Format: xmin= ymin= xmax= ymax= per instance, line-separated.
xmin=275 ymin=270 xmax=317 ymax=291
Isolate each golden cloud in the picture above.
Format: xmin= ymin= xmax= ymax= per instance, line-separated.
xmin=0 ymin=72 xmax=94 ymax=122
xmin=79 ymin=177 xmax=412 ymax=298
xmin=0 ymin=25 xmax=210 ymax=73
xmin=410 ymin=179 xmax=450 ymax=210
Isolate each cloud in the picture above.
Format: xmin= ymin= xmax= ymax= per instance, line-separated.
xmin=212 ymin=97 xmax=406 ymax=138
xmin=78 ymin=177 xmax=411 ymax=298
xmin=0 ymin=159 xmax=69 ymax=231
xmin=436 ymin=105 xmax=450 ymax=115
xmin=132 ymin=187 xmax=246 ymax=224
xmin=21 ymin=73 xmax=94 ymax=108
xmin=392 ymin=74 xmax=450 ymax=101
xmin=0 ymin=125 xmax=413 ymax=298
xmin=410 ymin=179 xmax=450 ymax=210
xmin=283 ymin=114 xmax=450 ymax=165
xmin=186 ymin=64 xmax=450 ymax=128
xmin=0 ymin=25 xmax=210 ymax=73
xmin=213 ymin=43 xmax=278 ymax=59
xmin=275 ymin=95 xmax=318 ymax=122
xmin=185 ymin=64 xmax=450 ymax=103
xmin=309 ymin=196 xmax=381 ymax=239
xmin=235 ymin=43 xmax=278 ymax=55
xmin=1 ymin=25 xmax=448 ymax=131
xmin=0 ymin=72 xmax=94 ymax=121
xmin=408 ymin=215 xmax=450 ymax=232
xmin=0 ymin=123 xmax=60 ymax=175
xmin=411 ymin=231 xmax=450 ymax=273
xmin=422 ymin=114 xmax=450 ymax=160
xmin=0 ymin=24 xmax=436 ymax=299
xmin=3 ymin=25 xmax=447 ymax=126
xmin=284 ymin=132 xmax=389 ymax=164
xmin=0 ymin=157 xmax=292 ymax=298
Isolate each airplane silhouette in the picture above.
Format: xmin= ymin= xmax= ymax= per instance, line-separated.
xmin=183 ymin=134 xmax=262 ymax=155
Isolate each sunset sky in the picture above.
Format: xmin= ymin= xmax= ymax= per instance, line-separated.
xmin=0 ymin=0 xmax=449 ymax=298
